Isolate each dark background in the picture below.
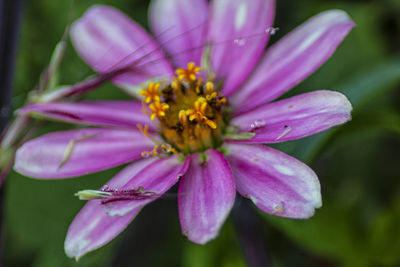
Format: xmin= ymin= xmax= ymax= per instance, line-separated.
xmin=4 ymin=0 xmax=400 ymax=266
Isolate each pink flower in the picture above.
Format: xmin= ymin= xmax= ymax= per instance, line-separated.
xmin=13 ymin=0 xmax=355 ymax=259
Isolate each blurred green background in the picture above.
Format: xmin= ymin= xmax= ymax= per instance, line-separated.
xmin=4 ymin=0 xmax=400 ymax=266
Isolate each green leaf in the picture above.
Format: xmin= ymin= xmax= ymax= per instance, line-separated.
xmin=262 ymin=204 xmax=367 ymax=266
xmin=182 ymin=222 xmax=246 ymax=267
xmin=338 ymin=56 xmax=400 ymax=108
xmin=367 ymin=195 xmax=400 ymax=266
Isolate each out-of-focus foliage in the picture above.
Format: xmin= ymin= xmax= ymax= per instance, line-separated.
xmin=5 ymin=0 xmax=400 ymax=266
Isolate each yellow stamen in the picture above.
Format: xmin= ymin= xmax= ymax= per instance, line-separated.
xmin=141 ymin=101 xmax=150 ymax=117
xmin=171 ymin=78 xmax=181 ymax=91
xmin=149 ymin=101 xmax=169 ymax=120
xmin=141 ymin=145 xmax=161 ymax=158
xmin=179 ymin=110 xmax=188 ymax=124
xmin=137 ymin=124 xmax=159 ymax=145
xmin=161 ymin=144 xmax=180 ymax=156
xmin=218 ymin=97 xmax=227 ymax=105
xmin=185 ymin=97 xmax=217 ymax=129
xmin=205 ymin=81 xmax=214 ymax=93
xmin=206 ymin=92 xmax=217 ymax=101
xmin=138 ymin=64 xmax=226 ymax=154
xmin=195 ymin=79 xmax=202 ymax=94
xmin=206 ymin=120 xmax=217 ymax=129
xmin=139 ymin=82 xmax=161 ymax=103
xmin=175 ymin=62 xmax=201 ymax=82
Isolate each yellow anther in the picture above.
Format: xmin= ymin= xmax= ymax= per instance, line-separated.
xmin=205 ymin=81 xmax=214 ymax=93
xmin=179 ymin=110 xmax=188 ymax=124
xmin=193 ymin=97 xmax=207 ymax=114
xmin=139 ymin=82 xmax=161 ymax=103
xmin=195 ymin=79 xmax=203 ymax=94
xmin=186 ymin=110 xmax=200 ymax=122
xmin=205 ymin=120 xmax=217 ymax=129
xmin=206 ymin=92 xmax=217 ymax=101
xmin=218 ymin=97 xmax=227 ymax=105
xmin=171 ymin=78 xmax=181 ymax=91
xmin=175 ymin=62 xmax=201 ymax=82
xmin=149 ymin=101 xmax=169 ymax=120
xmin=185 ymin=97 xmax=217 ymax=129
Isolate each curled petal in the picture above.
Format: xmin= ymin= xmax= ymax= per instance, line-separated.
xmin=14 ymin=128 xmax=156 ymax=178
xmin=17 ymin=101 xmax=154 ymax=130
xmin=226 ymin=143 xmax=321 ymax=218
xmin=65 ymin=158 xmax=157 ymax=260
xmin=70 ymin=5 xmax=174 ymax=88
xmin=208 ymin=0 xmax=275 ymax=96
xmin=229 ymin=90 xmax=352 ymax=143
xmin=178 ymin=150 xmax=235 ymax=244
xmin=103 ymin=155 xmax=190 ymax=216
xmin=149 ymin=0 xmax=208 ymax=67
xmin=231 ymin=10 xmax=355 ymax=113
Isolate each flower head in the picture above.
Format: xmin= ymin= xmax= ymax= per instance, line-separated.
xmin=13 ymin=0 xmax=355 ymax=259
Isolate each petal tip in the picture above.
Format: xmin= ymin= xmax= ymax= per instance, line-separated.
xmin=13 ymin=146 xmax=33 ymax=178
xmin=64 ymin=239 xmax=87 ymax=261
xmin=331 ymin=90 xmax=353 ymax=116
xmin=185 ymin=229 xmax=219 ymax=245
xmin=321 ymin=9 xmax=356 ymax=27
xmin=318 ymin=89 xmax=353 ymax=117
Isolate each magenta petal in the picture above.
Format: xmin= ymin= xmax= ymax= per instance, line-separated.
xmin=149 ymin=0 xmax=208 ymax=68
xmin=17 ymin=101 xmax=154 ymax=130
xmin=208 ymin=0 xmax=275 ymax=96
xmin=226 ymin=143 xmax=321 ymax=218
xmin=178 ymin=150 xmax=235 ymax=244
xmin=229 ymin=90 xmax=352 ymax=143
xmin=103 ymin=155 xmax=190 ymax=216
xmin=65 ymin=158 xmax=156 ymax=259
xmin=70 ymin=5 xmax=174 ymax=87
xmin=231 ymin=10 xmax=355 ymax=114
xmin=14 ymin=128 xmax=155 ymax=178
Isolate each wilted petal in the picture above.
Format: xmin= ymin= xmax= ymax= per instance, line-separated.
xmin=208 ymin=0 xmax=275 ymax=96
xmin=231 ymin=10 xmax=355 ymax=113
xmin=230 ymin=91 xmax=352 ymax=143
xmin=65 ymin=158 xmax=157 ymax=260
xmin=14 ymin=128 xmax=155 ymax=178
xmin=178 ymin=150 xmax=235 ymax=244
xmin=104 ymin=155 xmax=190 ymax=216
xmin=226 ymin=143 xmax=321 ymax=218
xmin=70 ymin=5 xmax=174 ymax=88
xmin=149 ymin=0 xmax=208 ymax=67
xmin=17 ymin=101 xmax=154 ymax=130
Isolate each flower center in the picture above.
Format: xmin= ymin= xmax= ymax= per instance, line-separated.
xmin=140 ymin=62 xmax=228 ymax=154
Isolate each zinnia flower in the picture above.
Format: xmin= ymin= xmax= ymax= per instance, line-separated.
xmin=14 ymin=0 xmax=355 ymax=259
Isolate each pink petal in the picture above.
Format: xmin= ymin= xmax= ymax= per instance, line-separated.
xmin=178 ymin=150 xmax=235 ymax=244
xmin=208 ymin=0 xmax=275 ymax=96
xmin=149 ymin=0 xmax=208 ymax=68
xmin=103 ymin=155 xmax=190 ymax=217
xmin=229 ymin=91 xmax=352 ymax=143
xmin=14 ymin=128 xmax=155 ymax=178
xmin=65 ymin=158 xmax=157 ymax=260
xmin=231 ymin=10 xmax=355 ymax=114
xmin=17 ymin=101 xmax=154 ymax=130
xmin=226 ymin=143 xmax=321 ymax=218
xmin=70 ymin=5 xmax=174 ymax=88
